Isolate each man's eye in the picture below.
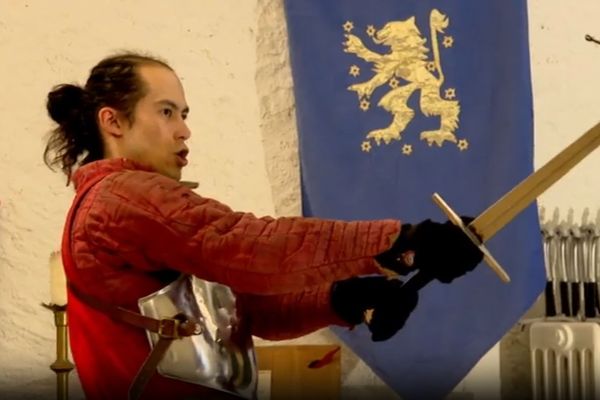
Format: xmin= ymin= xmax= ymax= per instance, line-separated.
xmin=162 ymin=108 xmax=173 ymax=117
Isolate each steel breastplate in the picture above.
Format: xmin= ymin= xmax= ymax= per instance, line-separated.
xmin=138 ymin=275 xmax=257 ymax=399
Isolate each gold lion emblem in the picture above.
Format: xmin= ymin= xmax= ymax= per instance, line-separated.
xmin=344 ymin=9 xmax=460 ymax=148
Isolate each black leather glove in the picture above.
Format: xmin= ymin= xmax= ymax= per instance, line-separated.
xmin=330 ymin=276 xmax=418 ymax=341
xmin=376 ymin=217 xmax=484 ymax=283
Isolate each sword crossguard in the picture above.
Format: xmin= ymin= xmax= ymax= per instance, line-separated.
xmin=432 ymin=193 xmax=511 ymax=283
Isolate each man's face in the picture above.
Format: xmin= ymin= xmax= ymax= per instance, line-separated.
xmin=120 ymin=64 xmax=191 ymax=180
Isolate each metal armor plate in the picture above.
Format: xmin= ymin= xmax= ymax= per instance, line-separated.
xmin=138 ymin=275 xmax=257 ymax=399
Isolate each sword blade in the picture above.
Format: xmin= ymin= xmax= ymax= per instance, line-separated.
xmin=470 ymin=122 xmax=600 ymax=241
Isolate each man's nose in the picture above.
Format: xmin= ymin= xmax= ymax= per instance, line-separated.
xmin=177 ymin=121 xmax=192 ymax=140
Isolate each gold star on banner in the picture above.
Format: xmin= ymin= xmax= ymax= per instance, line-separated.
xmin=366 ymin=25 xmax=376 ymax=37
xmin=444 ymin=88 xmax=456 ymax=99
xmin=457 ymin=139 xmax=469 ymax=151
xmin=389 ymin=78 xmax=399 ymax=88
xmin=426 ymin=61 xmax=436 ymax=72
xmin=343 ymin=21 xmax=354 ymax=32
xmin=360 ymin=99 xmax=370 ymax=111
xmin=402 ymin=144 xmax=413 ymax=155
xmin=349 ymin=65 xmax=360 ymax=77
xmin=443 ymin=36 xmax=454 ymax=48
xmin=361 ymin=141 xmax=372 ymax=152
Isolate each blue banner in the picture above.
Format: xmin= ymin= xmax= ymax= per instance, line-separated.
xmin=283 ymin=1 xmax=545 ymax=398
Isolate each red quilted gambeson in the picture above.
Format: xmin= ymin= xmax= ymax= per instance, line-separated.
xmin=62 ymin=158 xmax=400 ymax=399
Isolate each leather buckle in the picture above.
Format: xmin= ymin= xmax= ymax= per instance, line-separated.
xmin=157 ymin=318 xmax=180 ymax=339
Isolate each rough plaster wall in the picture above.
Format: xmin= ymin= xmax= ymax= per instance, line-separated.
xmin=255 ymin=0 xmax=301 ymax=218
xmin=1 ymin=0 xmax=600 ymax=399
xmin=530 ymin=0 xmax=600 ymax=218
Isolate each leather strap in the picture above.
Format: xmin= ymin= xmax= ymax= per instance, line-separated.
xmin=69 ymin=282 xmax=202 ymax=400
xmin=68 ymin=283 xmax=201 ymax=339
xmin=129 ymin=336 xmax=174 ymax=400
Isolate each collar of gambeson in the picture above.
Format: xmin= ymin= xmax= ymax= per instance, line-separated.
xmin=71 ymin=158 xmax=155 ymax=192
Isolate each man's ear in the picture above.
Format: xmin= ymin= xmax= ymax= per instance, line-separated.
xmin=97 ymin=107 xmax=125 ymax=138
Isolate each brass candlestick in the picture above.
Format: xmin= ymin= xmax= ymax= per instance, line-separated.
xmin=42 ymin=303 xmax=74 ymax=400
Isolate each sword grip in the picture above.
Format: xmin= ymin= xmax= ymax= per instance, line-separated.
xmin=403 ymin=270 xmax=435 ymax=292
xmin=432 ymin=193 xmax=511 ymax=283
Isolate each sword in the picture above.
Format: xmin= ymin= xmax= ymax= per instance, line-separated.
xmin=432 ymin=121 xmax=600 ymax=283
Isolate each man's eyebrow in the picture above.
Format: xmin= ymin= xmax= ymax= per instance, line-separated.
xmin=156 ymin=99 xmax=190 ymax=114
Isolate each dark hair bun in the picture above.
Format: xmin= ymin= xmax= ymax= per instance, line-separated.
xmin=46 ymin=84 xmax=88 ymax=125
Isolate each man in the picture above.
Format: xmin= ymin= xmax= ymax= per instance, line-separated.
xmin=45 ymin=52 xmax=483 ymax=399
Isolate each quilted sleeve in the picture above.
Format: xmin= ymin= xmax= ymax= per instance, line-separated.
xmin=83 ymin=170 xmax=401 ymax=295
xmin=236 ymin=283 xmax=352 ymax=340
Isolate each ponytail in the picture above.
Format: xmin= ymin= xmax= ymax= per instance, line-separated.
xmin=44 ymin=84 xmax=103 ymax=183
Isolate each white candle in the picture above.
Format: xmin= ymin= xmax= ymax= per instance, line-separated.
xmin=49 ymin=251 xmax=68 ymax=306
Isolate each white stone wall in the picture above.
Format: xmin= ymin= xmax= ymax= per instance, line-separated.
xmin=0 ymin=0 xmax=599 ymax=399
